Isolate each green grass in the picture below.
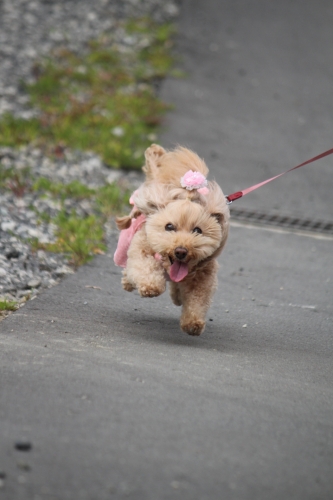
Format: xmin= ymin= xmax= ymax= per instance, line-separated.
xmin=0 ymin=300 xmax=18 ymax=312
xmin=0 ymin=163 xmax=32 ymax=196
xmin=0 ymin=18 xmax=175 ymax=169
xmin=31 ymin=178 xmax=131 ymax=267
xmin=1 ymin=159 xmax=131 ymax=266
xmin=43 ymin=211 xmax=107 ymax=268
xmin=95 ymin=182 xmax=131 ymax=217
xmin=33 ymin=178 xmax=131 ymax=267
xmin=32 ymin=177 xmax=95 ymax=200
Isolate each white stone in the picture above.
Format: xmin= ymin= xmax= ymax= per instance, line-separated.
xmin=106 ymin=171 xmax=122 ymax=184
xmin=111 ymin=126 xmax=125 ymax=137
xmin=1 ymin=221 xmax=16 ymax=232
xmin=0 ymin=267 xmax=7 ymax=277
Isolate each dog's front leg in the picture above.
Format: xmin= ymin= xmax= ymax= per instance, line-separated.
xmin=126 ymin=229 xmax=166 ymax=298
xmin=178 ymin=260 xmax=218 ymax=335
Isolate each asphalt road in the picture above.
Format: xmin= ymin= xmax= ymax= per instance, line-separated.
xmin=1 ymin=0 xmax=333 ymax=499
xmin=161 ymin=0 xmax=333 ymax=219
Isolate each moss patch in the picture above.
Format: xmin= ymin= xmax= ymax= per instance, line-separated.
xmin=43 ymin=211 xmax=107 ymax=268
xmin=0 ymin=300 xmax=18 ymax=311
xmin=0 ymin=18 xmax=176 ymax=169
xmin=31 ymin=177 xmax=131 ymax=267
xmin=0 ymin=300 xmax=19 ymax=319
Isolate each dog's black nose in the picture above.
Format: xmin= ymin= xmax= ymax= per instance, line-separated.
xmin=174 ymin=247 xmax=188 ymax=260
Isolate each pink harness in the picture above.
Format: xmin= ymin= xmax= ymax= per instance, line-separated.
xmin=113 ymin=214 xmax=146 ymax=268
xmin=113 ymin=214 xmax=188 ymax=282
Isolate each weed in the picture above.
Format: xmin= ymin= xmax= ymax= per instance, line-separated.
xmin=0 ymin=163 xmax=32 ymax=196
xmin=28 ymin=237 xmax=41 ymax=253
xmin=0 ymin=18 xmax=175 ymax=168
xmin=0 ymin=114 xmax=41 ymax=148
xmin=29 ymin=176 xmax=129 ymax=266
xmin=0 ymin=300 xmax=18 ymax=312
xmin=43 ymin=210 xmax=106 ymax=267
xmin=95 ymin=182 xmax=131 ymax=217
xmin=33 ymin=178 xmax=95 ymax=200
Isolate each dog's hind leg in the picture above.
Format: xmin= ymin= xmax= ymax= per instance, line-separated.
xmin=121 ymin=269 xmax=135 ymax=292
xmin=169 ymin=282 xmax=182 ymax=306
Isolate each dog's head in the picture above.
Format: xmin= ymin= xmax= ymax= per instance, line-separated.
xmin=117 ymin=144 xmax=213 ymax=231
xmin=144 ymin=181 xmax=229 ymax=281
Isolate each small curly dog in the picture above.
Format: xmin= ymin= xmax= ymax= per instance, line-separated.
xmin=114 ymin=144 xmax=230 ymax=335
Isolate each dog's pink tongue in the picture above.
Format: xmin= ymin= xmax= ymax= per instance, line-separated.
xmin=169 ymin=261 xmax=188 ymax=282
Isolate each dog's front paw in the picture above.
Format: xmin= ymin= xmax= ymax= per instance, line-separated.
xmin=180 ymin=318 xmax=206 ymax=336
xmin=138 ymin=283 xmax=165 ymax=298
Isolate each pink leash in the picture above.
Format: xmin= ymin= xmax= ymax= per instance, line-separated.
xmin=226 ymin=148 xmax=333 ymax=204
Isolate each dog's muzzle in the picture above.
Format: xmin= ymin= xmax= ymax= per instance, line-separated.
xmin=174 ymin=247 xmax=188 ymax=261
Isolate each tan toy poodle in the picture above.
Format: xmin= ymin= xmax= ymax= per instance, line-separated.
xmin=114 ymin=144 xmax=230 ymax=335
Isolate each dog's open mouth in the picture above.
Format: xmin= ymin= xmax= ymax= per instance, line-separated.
xmin=168 ymin=256 xmax=189 ymax=282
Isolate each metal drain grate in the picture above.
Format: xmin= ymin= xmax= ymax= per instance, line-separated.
xmin=230 ymin=207 xmax=333 ymax=236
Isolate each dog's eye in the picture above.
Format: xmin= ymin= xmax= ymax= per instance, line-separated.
xmin=192 ymin=227 xmax=202 ymax=234
xmin=165 ymin=223 xmax=176 ymax=231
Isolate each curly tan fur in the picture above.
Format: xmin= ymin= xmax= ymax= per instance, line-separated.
xmin=115 ymin=144 xmax=230 ymax=336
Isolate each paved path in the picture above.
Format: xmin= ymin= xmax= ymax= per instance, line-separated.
xmin=161 ymin=0 xmax=333 ymax=219
xmin=1 ymin=1 xmax=333 ymax=499
xmin=1 ymin=230 xmax=333 ymax=499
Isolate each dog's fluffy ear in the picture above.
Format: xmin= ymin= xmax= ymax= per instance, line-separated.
xmin=211 ymin=213 xmax=224 ymax=224
xmin=143 ymin=144 xmax=166 ymax=180
xmin=203 ymin=181 xmax=230 ymax=255
xmin=205 ymin=182 xmax=229 ymax=217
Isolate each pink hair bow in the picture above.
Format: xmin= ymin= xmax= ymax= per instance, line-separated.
xmin=180 ymin=170 xmax=209 ymax=195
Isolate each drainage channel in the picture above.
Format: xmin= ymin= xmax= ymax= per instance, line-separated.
xmin=230 ymin=207 xmax=333 ymax=236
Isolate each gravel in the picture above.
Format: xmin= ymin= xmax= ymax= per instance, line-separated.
xmin=0 ymin=0 xmax=179 ymax=312
xmin=0 ymin=0 xmax=179 ymax=117
xmin=0 ymin=145 xmax=145 ymax=308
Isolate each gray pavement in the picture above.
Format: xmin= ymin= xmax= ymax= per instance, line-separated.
xmin=161 ymin=0 xmax=333 ymax=219
xmin=1 ymin=1 xmax=333 ymax=499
